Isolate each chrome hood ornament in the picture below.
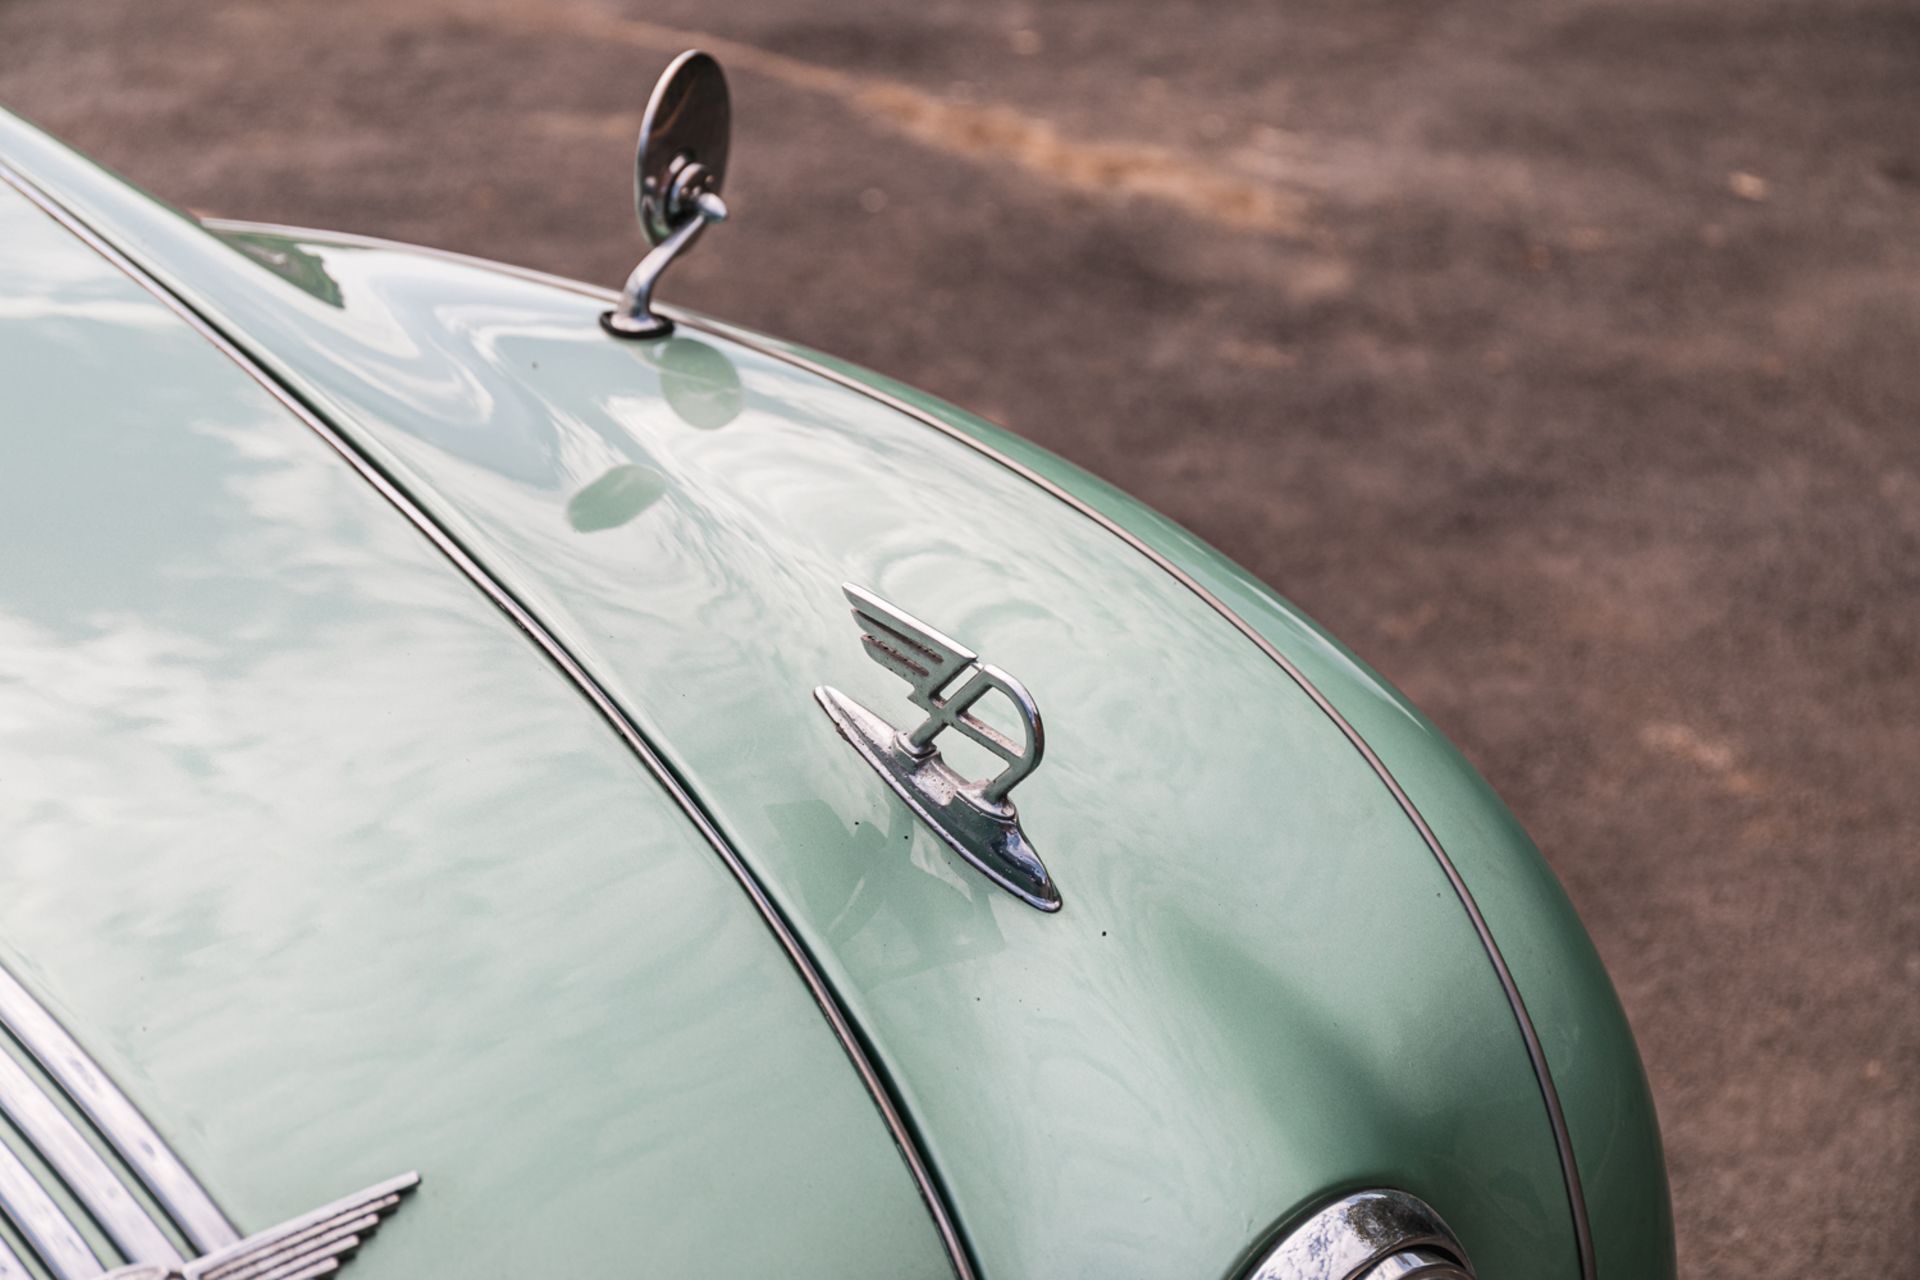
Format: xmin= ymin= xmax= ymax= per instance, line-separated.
xmin=602 ymin=50 xmax=731 ymax=340
xmin=815 ymin=584 xmax=1059 ymax=911
xmin=0 ymin=963 xmax=418 ymax=1280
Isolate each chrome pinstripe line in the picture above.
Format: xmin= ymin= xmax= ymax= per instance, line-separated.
xmin=186 ymin=215 xmax=1593 ymax=1279
xmin=0 ymin=967 xmax=237 ymax=1255
xmin=1 ymin=176 xmax=976 ymax=1280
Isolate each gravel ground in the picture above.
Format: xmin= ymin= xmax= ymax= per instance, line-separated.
xmin=2 ymin=1 xmax=1916 ymax=1275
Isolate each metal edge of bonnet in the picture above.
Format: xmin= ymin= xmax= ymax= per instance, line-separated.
xmin=0 ymin=171 xmax=979 ymax=1280
xmin=195 ymin=218 xmax=1598 ymax=1280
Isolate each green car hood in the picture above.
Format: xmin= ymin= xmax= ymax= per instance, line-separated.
xmin=0 ymin=112 xmax=1670 ymax=1280
xmin=0 ymin=164 xmax=956 ymax=1279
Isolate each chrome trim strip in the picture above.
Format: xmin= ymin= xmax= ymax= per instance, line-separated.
xmin=0 ymin=1137 xmax=103 ymax=1280
xmin=193 ymin=215 xmax=1592 ymax=1277
xmin=5 ymin=181 xmax=974 ymax=1280
xmin=0 ymin=967 xmax=237 ymax=1254
xmin=1243 ymin=1189 xmax=1470 ymax=1280
xmin=0 ymin=1049 xmax=180 ymax=1265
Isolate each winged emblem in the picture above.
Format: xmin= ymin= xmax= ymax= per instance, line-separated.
xmin=845 ymin=585 xmax=1044 ymax=804
xmin=816 ymin=583 xmax=1059 ymax=911
xmin=104 ymin=1173 xmax=418 ymax=1280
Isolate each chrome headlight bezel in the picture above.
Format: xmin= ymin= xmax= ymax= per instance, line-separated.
xmin=1243 ymin=1190 xmax=1473 ymax=1280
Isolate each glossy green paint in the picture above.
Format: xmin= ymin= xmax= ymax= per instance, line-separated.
xmin=0 ymin=107 xmax=1674 ymax=1280
xmin=139 ymin=235 xmax=1577 ymax=1280
xmin=0 ymin=181 xmax=954 ymax=1279
xmin=759 ymin=347 xmax=1677 ymax=1280
xmin=1 ymin=128 xmax=1578 ymax=1277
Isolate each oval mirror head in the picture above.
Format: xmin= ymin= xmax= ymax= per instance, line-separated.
xmin=605 ymin=50 xmax=734 ymax=340
xmin=637 ymin=50 xmax=730 ymax=245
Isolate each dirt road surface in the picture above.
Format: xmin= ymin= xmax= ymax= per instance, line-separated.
xmin=2 ymin=2 xmax=1915 ymax=1275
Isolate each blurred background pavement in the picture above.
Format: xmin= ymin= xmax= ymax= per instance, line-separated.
xmin=2 ymin=1 xmax=1915 ymax=1275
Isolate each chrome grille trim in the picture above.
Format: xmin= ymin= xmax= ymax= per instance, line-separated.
xmin=0 ymin=966 xmax=238 ymax=1254
xmin=0 ymin=1136 xmax=102 ymax=1279
xmin=1242 ymin=1189 xmax=1471 ymax=1280
xmin=0 ymin=1232 xmax=30 ymax=1280
xmin=0 ymin=1048 xmax=181 ymax=1266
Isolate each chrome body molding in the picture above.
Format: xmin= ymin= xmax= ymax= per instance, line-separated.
xmin=0 ymin=963 xmax=239 ymax=1277
xmin=103 ymin=1172 xmax=418 ymax=1280
xmin=1244 ymin=1191 xmax=1471 ymax=1280
xmin=817 ymin=584 xmax=1059 ymax=911
xmin=1 ymin=167 xmax=975 ymax=1280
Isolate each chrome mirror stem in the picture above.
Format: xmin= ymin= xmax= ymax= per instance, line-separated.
xmin=602 ymin=185 xmax=727 ymax=340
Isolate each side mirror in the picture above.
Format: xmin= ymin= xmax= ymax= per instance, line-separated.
xmin=602 ymin=50 xmax=732 ymax=340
